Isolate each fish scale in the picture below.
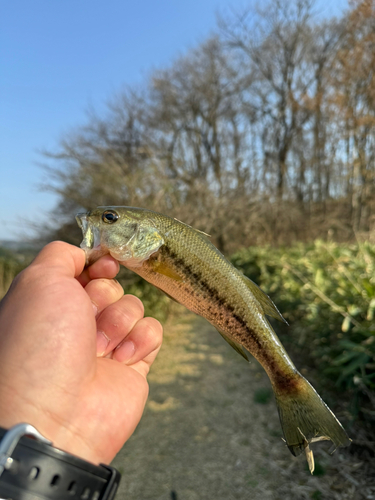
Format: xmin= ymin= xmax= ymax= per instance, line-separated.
xmin=76 ymin=206 xmax=351 ymax=470
xmin=133 ymin=222 xmax=296 ymax=382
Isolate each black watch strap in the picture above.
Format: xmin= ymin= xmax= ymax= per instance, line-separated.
xmin=0 ymin=424 xmax=121 ymax=500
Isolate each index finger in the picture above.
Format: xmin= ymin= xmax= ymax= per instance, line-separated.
xmin=77 ymin=255 xmax=120 ymax=287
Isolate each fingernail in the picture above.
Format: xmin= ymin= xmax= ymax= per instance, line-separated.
xmin=92 ymin=302 xmax=98 ymax=317
xmin=115 ymin=340 xmax=135 ymax=363
xmin=97 ymin=330 xmax=110 ymax=356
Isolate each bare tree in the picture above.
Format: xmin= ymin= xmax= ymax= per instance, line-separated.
xmin=40 ymin=0 xmax=375 ymax=248
xmin=330 ymin=0 xmax=375 ymax=232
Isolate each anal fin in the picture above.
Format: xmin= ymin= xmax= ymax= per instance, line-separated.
xmin=216 ymin=328 xmax=250 ymax=361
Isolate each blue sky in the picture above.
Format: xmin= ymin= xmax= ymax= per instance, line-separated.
xmin=0 ymin=0 xmax=346 ymax=241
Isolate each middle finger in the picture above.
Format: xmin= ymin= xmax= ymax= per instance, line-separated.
xmin=85 ymin=278 xmax=124 ymax=316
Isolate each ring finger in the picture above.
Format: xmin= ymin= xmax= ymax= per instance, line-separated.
xmin=95 ymin=294 xmax=145 ymax=356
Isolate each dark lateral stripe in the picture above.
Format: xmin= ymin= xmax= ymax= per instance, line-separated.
xmin=161 ymin=245 xmax=298 ymax=390
xmin=161 ymin=246 xmax=266 ymax=353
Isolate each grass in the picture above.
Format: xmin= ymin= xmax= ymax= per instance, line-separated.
xmin=253 ymin=388 xmax=273 ymax=405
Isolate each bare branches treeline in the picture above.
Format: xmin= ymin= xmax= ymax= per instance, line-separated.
xmin=43 ymin=0 xmax=375 ymax=253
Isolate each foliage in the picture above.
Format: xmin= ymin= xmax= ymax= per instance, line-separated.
xmin=232 ymin=240 xmax=375 ymax=406
xmin=253 ymin=387 xmax=273 ymax=405
xmin=41 ymin=0 xmax=375 ymax=251
xmin=0 ymin=252 xmax=29 ymax=299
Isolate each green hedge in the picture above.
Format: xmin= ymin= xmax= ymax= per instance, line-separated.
xmin=0 ymin=256 xmax=24 ymax=299
xmin=231 ymin=241 xmax=375 ymax=402
xmin=2 ymin=240 xmax=374 ymax=413
xmin=0 ymin=246 xmax=37 ymax=299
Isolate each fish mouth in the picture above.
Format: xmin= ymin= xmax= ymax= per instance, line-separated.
xmin=76 ymin=213 xmax=102 ymax=263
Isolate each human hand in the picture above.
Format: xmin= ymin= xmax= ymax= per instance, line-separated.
xmin=0 ymin=241 xmax=163 ymax=464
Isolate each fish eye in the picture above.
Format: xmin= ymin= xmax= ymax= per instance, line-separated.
xmin=102 ymin=210 xmax=119 ymax=224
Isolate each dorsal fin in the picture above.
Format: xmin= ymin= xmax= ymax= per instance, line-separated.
xmin=242 ymin=274 xmax=288 ymax=324
xmin=173 ymin=218 xmax=211 ymax=238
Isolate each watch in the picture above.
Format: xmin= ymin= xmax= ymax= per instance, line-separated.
xmin=0 ymin=423 xmax=121 ymax=500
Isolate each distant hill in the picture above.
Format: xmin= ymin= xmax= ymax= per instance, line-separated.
xmin=0 ymin=240 xmax=40 ymax=252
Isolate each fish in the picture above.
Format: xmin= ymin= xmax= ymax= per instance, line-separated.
xmin=76 ymin=206 xmax=351 ymax=470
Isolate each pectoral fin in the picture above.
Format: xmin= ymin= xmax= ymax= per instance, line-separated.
xmin=242 ymin=274 xmax=287 ymax=324
xmin=150 ymin=260 xmax=184 ymax=282
xmin=216 ymin=328 xmax=250 ymax=361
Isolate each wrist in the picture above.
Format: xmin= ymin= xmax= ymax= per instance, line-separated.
xmin=0 ymin=415 xmax=103 ymax=465
xmin=0 ymin=389 xmax=106 ymax=465
xmin=0 ymin=423 xmax=121 ymax=499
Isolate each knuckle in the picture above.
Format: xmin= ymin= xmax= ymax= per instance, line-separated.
xmin=143 ymin=317 xmax=163 ymax=346
xmin=123 ymin=294 xmax=144 ymax=317
xmin=96 ymin=278 xmax=123 ymax=296
xmin=15 ymin=264 xmax=43 ymax=287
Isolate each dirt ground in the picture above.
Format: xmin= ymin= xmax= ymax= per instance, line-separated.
xmin=112 ymin=311 xmax=375 ymax=500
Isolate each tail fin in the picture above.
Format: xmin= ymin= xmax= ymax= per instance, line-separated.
xmin=274 ymin=373 xmax=351 ymax=458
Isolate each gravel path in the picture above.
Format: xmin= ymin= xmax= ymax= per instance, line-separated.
xmin=112 ymin=312 xmax=375 ymax=500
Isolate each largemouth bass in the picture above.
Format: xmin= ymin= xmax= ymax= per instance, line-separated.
xmin=76 ymin=206 xmax=350 ymax=467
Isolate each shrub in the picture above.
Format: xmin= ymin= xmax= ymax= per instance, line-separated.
xmin=231 ymin=241 xmax=375 ymax=400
